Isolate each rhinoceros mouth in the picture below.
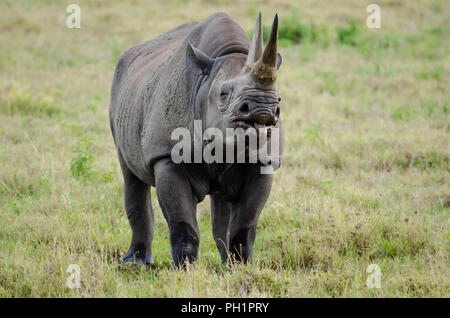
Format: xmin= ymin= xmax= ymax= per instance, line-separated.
xmin=233 ymin=120 xmax=271 ymax=129
xmin=232 ymin=119 xmax=275 ymax=138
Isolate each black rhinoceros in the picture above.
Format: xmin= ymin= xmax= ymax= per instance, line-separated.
xmin=109 ymin=12 xmax=284 ymax=267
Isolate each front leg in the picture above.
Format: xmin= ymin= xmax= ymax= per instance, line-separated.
xmin=154 ymin=158 xmax=200 ymax=268
xmin=211 ymin=194 xmax=231 ymax=263
xmin=228 ymin=168 xmax=273 ymax=264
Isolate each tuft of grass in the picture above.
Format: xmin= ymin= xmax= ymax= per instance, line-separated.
xmin=335 ymin=20 xmax=402 ymax=55
xmin=111 ymin=41 xmax=124 ymax=67
xmin=336 ymin=20 xmax=360 ymax=47
xmin=414 ymin=65 xmax=443 ymax=81
xmin=248 ymin=12 xmax=317 ymax=46
xmin=391 ymin=105 xmax=414 ymax=121
xmin=0 ymin=89 xmax=62 ymax=117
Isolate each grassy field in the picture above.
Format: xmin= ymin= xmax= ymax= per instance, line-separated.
xmin=0 ymin=0 xmax=448 ymax=297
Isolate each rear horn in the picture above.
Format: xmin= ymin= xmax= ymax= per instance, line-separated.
xmin=244 ymin=12 xmax=264 ymax=69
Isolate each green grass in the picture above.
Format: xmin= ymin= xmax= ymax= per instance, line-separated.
xmin=247 ymin=11 xmax=318 ymax=46
xmin=0 ymin=89 xmax=62 ymax=117
xmin=0 ymin=0 xmax=449 ymax=297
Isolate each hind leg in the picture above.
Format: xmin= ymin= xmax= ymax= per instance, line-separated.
xmin=118 ymin=153 xmax=154 ymax=265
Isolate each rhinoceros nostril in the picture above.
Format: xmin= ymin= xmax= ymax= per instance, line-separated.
xmin=239 ymin=103 xmax=249 ymax=114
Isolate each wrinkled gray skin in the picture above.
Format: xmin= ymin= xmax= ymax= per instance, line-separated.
xmin=109 ymin=12 xmax=284 ymax=268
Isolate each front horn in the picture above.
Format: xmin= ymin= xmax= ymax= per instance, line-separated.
xmin=250 ymin=13 xmax=278 ymax=84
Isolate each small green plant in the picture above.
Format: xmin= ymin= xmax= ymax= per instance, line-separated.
xmin=422 ymin=98 xmax=440 ymax=116
xmin=336 ymin=20 xmax=360 ymax=47
xmin=303 ymin=122 xmax=323 ymax=143
xmin=411 ymin=153 xmax=441 ymax=169
xmin=391 ymin=106 xmax=414 ymax=121
xmin=87 ymin=92 xmax=103 ymax=112
xmin=278 ymin=14 xmax=317 ymax=45
xmin=70 ymin=137 xmax=94 ymax=178
xmin=100 ymin=171 xmax=114 ymax=183
xmin=10 ymin=200 xmax=21 ymax=215
xmin=323 ymin=72 xmax=338 ymax=96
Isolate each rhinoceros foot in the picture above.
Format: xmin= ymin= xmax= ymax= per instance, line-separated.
xmin=119 ymin=244 xmax=154 ymax=266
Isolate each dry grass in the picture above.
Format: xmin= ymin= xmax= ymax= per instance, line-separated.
xmin=0 ymin=0 xmax=448 ymax=297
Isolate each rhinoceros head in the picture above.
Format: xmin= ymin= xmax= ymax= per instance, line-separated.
xmin=186 ymin=13 xmax=282 ymax=134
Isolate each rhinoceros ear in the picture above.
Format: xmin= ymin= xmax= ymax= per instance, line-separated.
xmin=186 ymin=42 xmax=215 ymax=75
xmin=276 ymin=52 xmax=282 ymax=70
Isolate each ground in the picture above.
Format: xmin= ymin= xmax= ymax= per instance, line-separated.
xmin=0 ymin=0 xmax=448 ymax=297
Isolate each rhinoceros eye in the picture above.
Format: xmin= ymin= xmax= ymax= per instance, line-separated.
xmin=219 ymin=90 xmax=229 ymax=103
